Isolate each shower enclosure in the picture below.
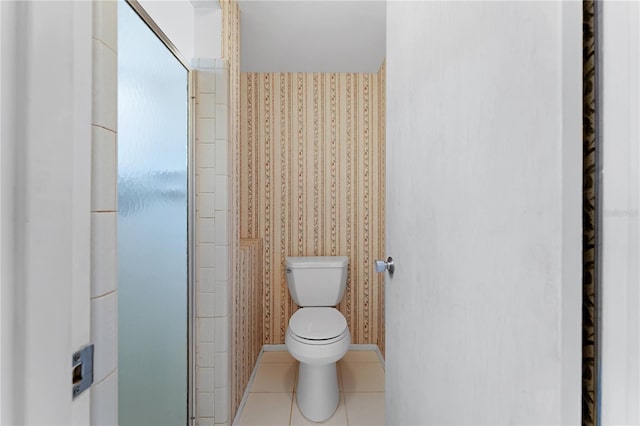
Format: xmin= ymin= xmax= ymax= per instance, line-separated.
xmin=117 ymin=1 xmax=193 ymax=424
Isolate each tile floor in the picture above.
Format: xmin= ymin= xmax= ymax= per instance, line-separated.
xmin=236 ymin=350 xmax=385 ymax=425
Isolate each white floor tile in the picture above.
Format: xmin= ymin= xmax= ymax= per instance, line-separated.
xmin=250 ymin=362 xmax=297 ymax=393
xmin=237 ymin=393 xmax=293 ymax=425
xmin=340 ymin=362 xmax=384 ymax=392
xmin=290 ymin=393 xmax=348 ymax=425
xmin=236 ymin=350 xmax=385 ymax=425
xmin=344 ymin=392 xmax=385 ymax=426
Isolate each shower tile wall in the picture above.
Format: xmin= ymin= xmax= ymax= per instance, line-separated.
xmin=90 ymin=1 xmax=118 ymax=424
xmin=87 ymin=3 xmax=235 ymax=424
xmin=194 ymin=59 xmax=233 ymax=426
xmin=239 ymin=67 xmax=386 ymax=350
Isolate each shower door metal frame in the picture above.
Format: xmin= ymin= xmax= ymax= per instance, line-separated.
xmin=121 ymin=2 xmax=197 ymax=424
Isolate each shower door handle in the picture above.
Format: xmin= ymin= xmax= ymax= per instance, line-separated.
xmin=374 ymin=257 xmax=394 ymax=276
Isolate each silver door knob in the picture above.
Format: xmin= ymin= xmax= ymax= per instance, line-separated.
xmin=374 ymin=257 xmax=394 ymax=276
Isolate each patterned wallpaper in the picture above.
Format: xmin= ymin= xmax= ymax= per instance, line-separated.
xmin=220 ymin=0 xmax=244 ymax=423
xmin=233 ymin=239 xmax=264 ymax=418
xmin=239 ymin=67 xmax=386 ymax=350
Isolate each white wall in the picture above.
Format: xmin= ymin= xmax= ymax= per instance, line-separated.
xmin=385 ymin=1 xmax=581 ymax=424
xmin=0 ymin=1 xmax=93 ymax=423
xmin=139 ymin=0 xmax=195 ymax=60
xmin=138 ymin=0 xmax=221 ymax=63
xmin=0 ymin=3 xmax=18 ymax=422
xmin=195 ymin=6 xmax=222 ymax=60
xmin=600 ymin=2 xmax=640 ymax=424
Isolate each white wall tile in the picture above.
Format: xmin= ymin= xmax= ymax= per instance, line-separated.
xmin=214 ymin=211 xmax=229 ymax=245
xmin=214 ymin=246 xmax=229 ymax=282
xmin=198 ymin=93 xmax=216 ymax=119
xmin=198 ymin=292 xmax=215 ymax=318
xmin=91 ymin=126 xmax=117 ymax=211
xmin=195 ymin=57 xmax=232 ymax=426
xmin=214 ymin=175 xmax=229 ymax=211
xmin=91 ymin=292 xmax=117 ymax=383
xmin=198 ymin=318 xmax=215 ymax=343
xmin=198 ymin=367 xmax=215 ymax=392
xmin=198 ymin=342 xmax=215 ymax=368
xmin=198 ymin=280 xmax=215 ymax=296
xmin=197 ymin=58 xmax=216 ymax=69
xmin=198 ymin=268 xmax=215 ymax=293
xmin=214 ymin=317 xmax=228 ymax=353
xmin=198 ymin=143 xmax=216 ymax=169
xmin=214 ymin=281 xmax=228 ymax=318
xmin=214 ymin=106 xmax=228 ymax=140
xmin=198 ymin=243 xmax=215 ymax=269
xmin=90 ymin=370 xmax=117 ymax=426
xmin=198 ymin=218 xmax=215 ymax=243
xmin=215 ymin=70 xmax=228 ymax=105
xmin=197 ymin=392 xmax=215 ymax=418
xmin=93 ymin=0 xmax=117 ymax=53
xmin=197 ymin=71 xmax=215 ymax=94
xmin=197 ymin=118 xmax=215 ymax=141
xmin=215 ymin=140 xmax=228 ymax=175
xmin=214 ymin=387 xmax=228 ymax=423
xmin=92 ymin=40 xmax=117 ymax=131
xmin=214 ymin=352 xmax=228 ymax=388
xmin=198 ymin=168 xmax=216 ymax=193
xmin=91 ymin=212 xmax=116 ymax=298
xmin=198 ymin=193 xmax=215 ymax=218
xmin=91 ymin=4 xmax=117 ymax=424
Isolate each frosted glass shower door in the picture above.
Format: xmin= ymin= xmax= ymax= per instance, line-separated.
xmin=117 ymin=2 xmax=189 ymax=425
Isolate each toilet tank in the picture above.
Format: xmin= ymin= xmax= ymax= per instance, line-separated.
xmin=285 ymin=256 xmax=349 ymax=307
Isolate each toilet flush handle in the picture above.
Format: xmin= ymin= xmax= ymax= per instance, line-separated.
xmin=374 ymin=257 xmax=394 ymax=276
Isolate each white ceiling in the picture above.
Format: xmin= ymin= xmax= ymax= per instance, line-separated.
xmin=238 ymin=1 xmax=386 ymax=73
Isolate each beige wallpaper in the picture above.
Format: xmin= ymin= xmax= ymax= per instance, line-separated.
xmin=240 ymin=69 xmax=386 ymax=349
xmin=221 ymin=0 xmax=245 ymax=422
xmin=233 ymin=239 xmax=264 ymax=417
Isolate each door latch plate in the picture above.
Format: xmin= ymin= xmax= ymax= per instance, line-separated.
xmin=72 ymin=344 xmax=94 ymax=399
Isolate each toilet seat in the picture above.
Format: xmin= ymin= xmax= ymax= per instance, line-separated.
xmin=289 ymin=307 xmax=348 ymax=344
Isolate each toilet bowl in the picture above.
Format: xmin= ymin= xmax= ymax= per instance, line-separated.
xmin=284 ymin=256 xmax=351 ymax=422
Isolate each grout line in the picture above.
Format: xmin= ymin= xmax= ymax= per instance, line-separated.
xmin=288 ymin=389 xmax=294 ymax=426
xmin=91 ymin=123 xmax=117 ymax=134
xmin=344 ymin=390 xmax=351 ymax=426
xmin=90 ymin=289 xmax=116 ymax=301
xmin=92 ymin=37 xmax=117 ymax=56
xmin=92 ymin=368 xmax=116 ymax=388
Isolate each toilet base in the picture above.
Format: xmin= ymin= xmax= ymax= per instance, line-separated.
xmin=296 ymin=362 xmax=339 ymax=422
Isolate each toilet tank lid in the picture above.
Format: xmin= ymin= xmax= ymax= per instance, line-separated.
xmin=286 ymin=256 xmax=348 ymax=269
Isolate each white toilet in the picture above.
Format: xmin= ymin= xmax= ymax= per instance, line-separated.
xmin=285 ymin=256 xmax=351 ymax=422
